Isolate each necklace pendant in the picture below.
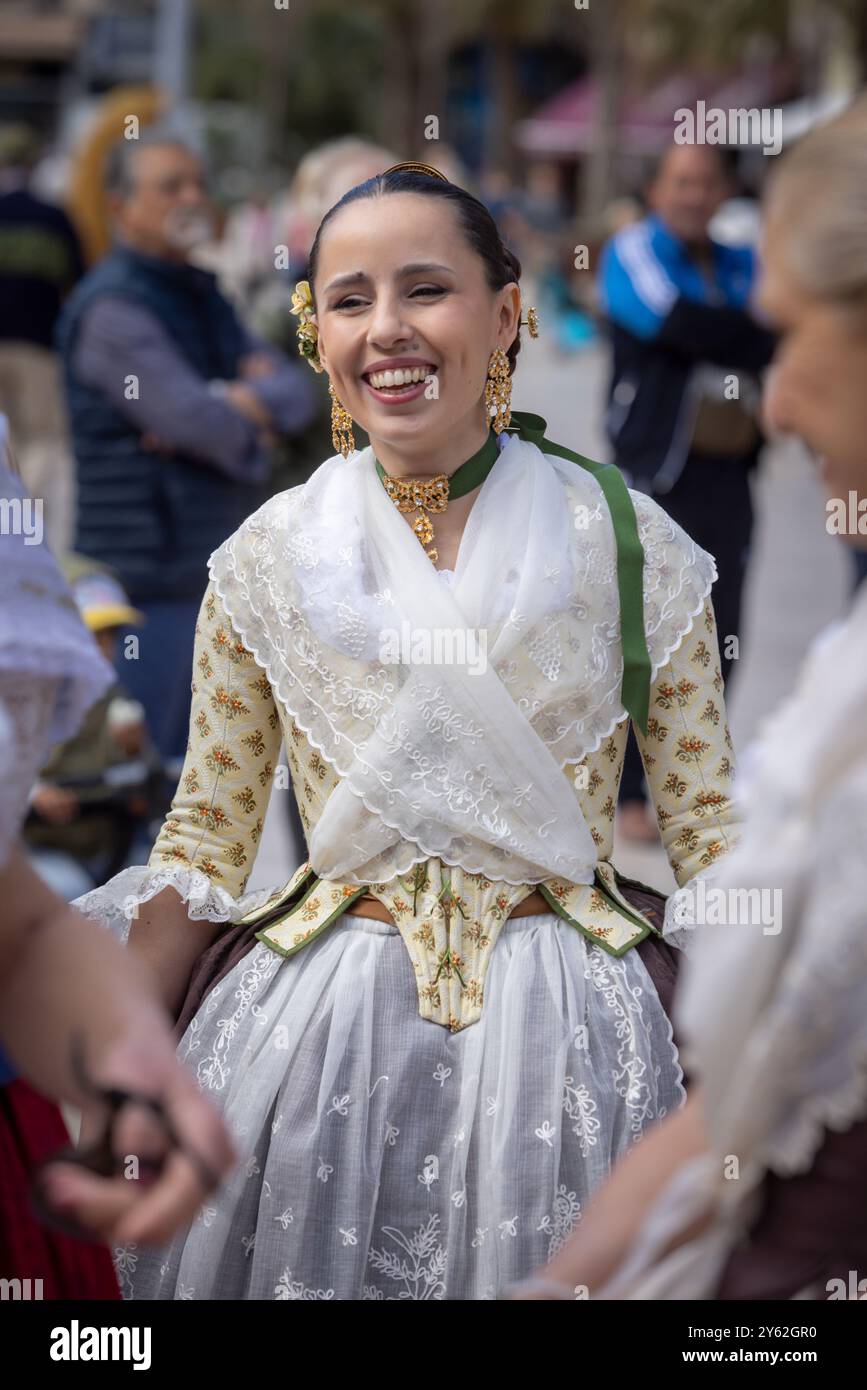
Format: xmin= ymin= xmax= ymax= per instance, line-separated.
xmin=413 ymin=512 xmax=435 ymax=547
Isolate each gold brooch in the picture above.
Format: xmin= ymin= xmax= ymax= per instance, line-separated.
xmin=381 ymin=473 xmax=450 ymax=560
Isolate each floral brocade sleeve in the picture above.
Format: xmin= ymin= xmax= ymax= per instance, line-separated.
xmin=148 ymin=582 xmax=283 ymax=898
xmin=636 ymin=600 xmax=739 ymax=888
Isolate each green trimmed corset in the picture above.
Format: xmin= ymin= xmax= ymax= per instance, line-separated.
xmin=150 ymin=582 xmax=738 ymax=1032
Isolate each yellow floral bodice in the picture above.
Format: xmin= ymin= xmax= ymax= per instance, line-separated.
xmin=150 ymin=582 xmax=737 ymax=1030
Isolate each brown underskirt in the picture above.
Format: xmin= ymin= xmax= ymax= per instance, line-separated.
xmin=714 ymin=1112 xmax=867 ymax=1300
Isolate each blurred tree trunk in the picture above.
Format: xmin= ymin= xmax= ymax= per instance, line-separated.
xmin=254 ymin=0 xmax=303 ymax=170
xmin=487 ymin=32 xmax=519 ymax=176
xmin=581 ymin=0 xmax=625 ymax=222
xmin=376 ymin=5 xmax=416 ymax=152
xmin=849 ymin=1 xmax=867 ymax=80
xmin=416 ymin=2 xmax=450 ymax=151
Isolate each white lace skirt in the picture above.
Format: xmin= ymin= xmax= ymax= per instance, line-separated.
xmin=114 ymin=911 xmax=684 ymax=1301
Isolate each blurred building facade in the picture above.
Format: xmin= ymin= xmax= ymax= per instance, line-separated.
xmin=0 ymin=2 xmax=159 ymax=130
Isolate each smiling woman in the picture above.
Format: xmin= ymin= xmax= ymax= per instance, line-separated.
xmin=77 ymin=162 xmax=740 ymax=1301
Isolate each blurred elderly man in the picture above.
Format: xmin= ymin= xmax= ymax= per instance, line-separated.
xmin=598 ymin=144 xmax=775 ymax=839
xmin=57 ymin=132 xmax=316 ymax=769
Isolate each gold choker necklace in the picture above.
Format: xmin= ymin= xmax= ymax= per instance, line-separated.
xmin=374 ymin=431 xmax=500 ymax=564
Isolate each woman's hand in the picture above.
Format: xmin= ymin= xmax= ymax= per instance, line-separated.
xmin=0 ymin=846 xmax=235 ymax=1245
xmin=35 ymin=1030 xmax=235 ymax=1247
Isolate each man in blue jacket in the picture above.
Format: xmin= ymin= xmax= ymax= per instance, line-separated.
xmin=57 ymin=132 xmax=317 ymax=770
xmin=598 ymin=144 xmax=775 ymax=837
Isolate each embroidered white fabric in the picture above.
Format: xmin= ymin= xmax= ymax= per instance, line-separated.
xmin=597 ymin=585 xmax=867 ymax=1299
xmin=112 ymin=910 xmax=684 ymax=1301
xmin=208 ymin=434 xmax=715 ymax=887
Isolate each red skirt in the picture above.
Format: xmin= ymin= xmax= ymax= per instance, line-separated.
xmin=0 ymin=1078 xmax=120 ymax=1299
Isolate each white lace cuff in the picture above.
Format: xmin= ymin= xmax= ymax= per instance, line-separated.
xmin=73 ymin=865 xmax=272 ymax=945
xmin=661 ymin=864 xmax=726 ymax=955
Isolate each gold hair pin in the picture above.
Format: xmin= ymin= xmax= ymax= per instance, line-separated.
xmin=521 ymin=306 xmax=539 ymax=338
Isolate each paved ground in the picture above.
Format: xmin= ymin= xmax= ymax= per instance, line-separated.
xmin=249 ymin=333 xmax=855 ymax=896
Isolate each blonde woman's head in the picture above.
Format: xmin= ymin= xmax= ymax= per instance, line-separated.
xmin=759 ymin=97 xmax=867 ymax=532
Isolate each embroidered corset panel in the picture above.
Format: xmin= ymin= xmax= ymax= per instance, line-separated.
xmin=149 ymin=582 xmax=738 ymax=1030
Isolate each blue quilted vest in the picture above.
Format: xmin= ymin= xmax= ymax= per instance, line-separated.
xmin=57 ymin=245 xmax=263 ymax=601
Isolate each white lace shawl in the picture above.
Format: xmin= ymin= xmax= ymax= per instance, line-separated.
xmin=209 ymin=432 xmax=715 ymax=886
xmin=0 ymin=460 xmax=114 ymax=866
xmin=600 ymin=583 xmax=867 ymax=1299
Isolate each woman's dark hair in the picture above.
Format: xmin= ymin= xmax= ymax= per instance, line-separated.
xmin=306 ymin=169 xmax=524 ymax=373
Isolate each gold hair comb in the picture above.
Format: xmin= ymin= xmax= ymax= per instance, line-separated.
xmin=381 ymin=161 xmax=449 ymax=182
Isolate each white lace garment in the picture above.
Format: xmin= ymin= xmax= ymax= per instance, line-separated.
xmin=600 ymin=583 xmax=867 ymax=1300
xmin=115 ymin=909 xmax=683 ymax=1301
xmin=0 ymin=458 xmax=114 ymax=864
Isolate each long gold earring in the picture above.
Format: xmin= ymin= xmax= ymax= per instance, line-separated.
xmin=485 ymin=347 xmax=512 ymax=433
xmin=329 ymin=383 xmax=355 ymax=458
